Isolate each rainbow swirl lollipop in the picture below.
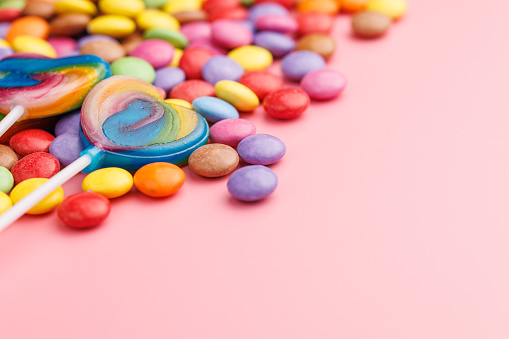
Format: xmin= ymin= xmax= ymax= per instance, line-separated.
xmin=0 ymin=55 xmax=111 ymax=136
xmin=0 ymin=76 xmax=209 ymax=228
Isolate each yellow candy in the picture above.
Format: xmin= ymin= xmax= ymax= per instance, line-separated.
xmin=10 ymin=178 xmax=64 ymax=215
xmin=365 ymin=0 xmax=407 ymax=19
xmin=164 ymin=98 xmax=192 ymax=109
xmin=98 ymin=0 xmax=146 ymax=18
xmin=0 ymin=192 xmax=12 ymax=215
xmin=163 ymin=0 xmax=201 ymax=14
xmin=82 ymin=168 xmax=133 ymax=199
xmin=0 ymin=39 xmax=10 ymax=48
xmin=88 ymin=15 xmax=137 ymax=38
xmin=215 ymin=80 xmax=260 ymax=112
xmin=55 ymin=0 xmax=97 ymax=16
xmin=136 ymin=9 xmax=180 ymax=31
xmin=12 ymin=36 xmax=56 ymax=58
xmin=169 ymin=48 xmax=183 ymax=67
xmin=228 ymin=46 xmax=273 ymax=71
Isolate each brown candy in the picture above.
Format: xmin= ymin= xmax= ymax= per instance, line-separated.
xmin=0 ymin=145 xmax=19 ymax=170
xmin=173 ymin=10 xmax=208 ymax=24
xmin=23 ymin=0 xmax=55 ymax=19
xmin=295 ymin=33 xmax=336 ymax=59
xmin=50 ymin=13 xmax=91 ymax=36
xmin=352 ymin=10 xmax=392 ymax=38
xmin=121 ymin=32 xmax=144 ymax=54
xmin=80 ymin=40 xmax=126 ymax=63
xmin=188 ymin=144 xmax=239 ymax=178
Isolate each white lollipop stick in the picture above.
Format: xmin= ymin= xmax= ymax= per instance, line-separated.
xmin=0 ymin=154 xmax=92 ymax=231
xmin=0 ymin=105 xmax=25 ymax=137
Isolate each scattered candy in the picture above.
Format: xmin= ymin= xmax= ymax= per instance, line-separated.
xmin=227 ymin=165 xmax=278 ymax=202
xmin=215 ymin=80 xmax=259 ymax=112
xmin=228 ymin=45 xmax=273 ymax=71
xmin=49 ymin=133 xmax=84 ymax=167
xmin=10 ymin=178 xmax=64 ymax=215
xmin=57 ymin=192 xmax=111 ymax=228
xmin=9 ymin=129 xmax=55 ymax=156
xmin=130 ymin=39 xmax=175 ymax=69
xmin=209 ymin=118 xmax=256 ymax=147
xmin=0 ymin=191 xmax=12 ymax=215
xmin=0 ymin=166 xmax=14 ymax=194
xmin=295 ymin=33 xmax=336 ymax=59
xmin=238 ymin=71 xmax=284 ymax=100
xmin=202 ymin=55 xmax=245 ymax=85
xmin=110 ymin=56 xmax=155 ymax=83
xmin=133 ymin=162 xmax=185 ymax=197
xmin=11 ymin=152 xmax=60 ymax=185
xmin=189 ymin=144 xmax=239 ymax=178
xmin=300 ymin=69 xmax=347 ymax=100
xmin=192 ymin=97 xmax=239 ymax=123
xmin=263 ymin=88 xmax=310 ymax=119
xmin=281 ymin=50 xmax=326 ymax=81
xmin=170 ymin=79 xmax=215 ymax=102
xmin=352 ymin=10 xmax=392 ymax=38
xmin=153 ymin=66 xmax=186 ymax=92
xmin=253 ymin=31 xmax=295 ymax=58
xmin=0 ymin=144 xmax=18 ymax=170
xmin=82 ymin=167 xmax=133 ymax=199
xmin=237 ymin=134 xmax=286 ymax=165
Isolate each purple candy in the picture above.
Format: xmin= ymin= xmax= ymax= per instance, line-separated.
xmin=248 ymin=3 xmax=288 ymax=22
xmin=153 ymin=66 xmax=186 ymax=92
xmin=281 ymin=51 xmax=326 ymax=82
xmin=49 ymin=133 xmax=84 ymax=167
xmin=78 ymin=35 xmax=116 ymax=48
xmin=61 ymin=50 xmax=81 ymax=57
xmin=227 ymin=165 xmax=278 ymax=202
xmin=0 ymin=23 xmax=10 ymax=39
xmin=202 ymin=55 xmax=245 ymax=85
xmin=237 ymin=134 xmax=286 ymax=165
xmin=55 ymin=110 xmax=81 ymax=136
xmin=253 ymin=31 xmax=295 ymax=58
xmin=0 ymin=47 xmax=14 ymax=61
xmin=180 ymin=22 xmax=212 ymax=43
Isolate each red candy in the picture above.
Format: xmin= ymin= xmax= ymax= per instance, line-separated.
xmin=9 ymin=129 xmax=55 ymax=157
xmin=170 ymin=80 xmax=215 ymax=102
xmin=238 ymin=71 xmax=284 ymax=100
xmin=202 ymin=0 xmax=240 ymax=12
xmin=11 ymin=152 xmax=60 ymax=185
xmin=263 ymin=88 xmax=310 ymax=119
xmin=207 ymin=6 xmax=248 ymax=22
xmin=179 ymin=47 xmax=215 ymax=79
xmin=296 ymin=13 xmax=334 ymax=36
xmin=57 ymin=192 xmax=111 ymax=229
xmin=255 ymin=0 xmax=296 ymax=8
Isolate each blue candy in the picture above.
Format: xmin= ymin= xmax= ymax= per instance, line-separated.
xmin=192 ymin=97 xmax=239 ymax=123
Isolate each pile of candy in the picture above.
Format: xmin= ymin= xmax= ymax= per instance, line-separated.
xmin=0 ymin=0 xmax=407 ymax=229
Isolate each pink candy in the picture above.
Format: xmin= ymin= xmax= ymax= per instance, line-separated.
xmin=211 ymin=19 xmax=253 ymax=49
xmin=209 ymin=119 xmax=257 ymax=147
xmin=255 ymin=14 xmax=299 ymax=33
xmin=181 ymin=22 xmax=212 ymax=43
xmin=130 ymin=39 xmax=174 ymax=69
xmin=300 ymin=69 xmax=347 ymax=100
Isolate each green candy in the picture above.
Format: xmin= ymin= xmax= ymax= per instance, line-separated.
xmin=110 ymin=57 xmax=156 ymax=84
xmin=144 ymin=28 xmax=189 ymax=49
xmin=0 ymin=167 xmax=14 ymax=194
xmin=143 ymin=0 xmax=168 ymax=8
xmin=241 ymin=0 xmax=255 ymax=7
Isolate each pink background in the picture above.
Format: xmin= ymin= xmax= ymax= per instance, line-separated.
xmin=2 ymin=1 xmax=509 ymax=338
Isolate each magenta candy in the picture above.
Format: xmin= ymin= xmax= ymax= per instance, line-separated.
xmin=47 ymin=38 xmax=78 ymax=57
xmin=255 ymin=14 xmax=298 ymax=33
xmin=130 ymin=39 xmax=175 ymax=69
xmin=181 ymin=21 xmax=212 ymax=43
xmin=209 ymin=118 xmax=256 ymax=146
xmin=211 ymin=19 xmax=253 ymax=49
xmin=300 ymin=69 xmax=347 ymax=100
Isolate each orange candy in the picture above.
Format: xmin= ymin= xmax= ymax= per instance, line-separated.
xmin=297 ymin=0 xmax=341 ymax=15
xmin=6 ymin=16 xmax=51 ymax=43
xmin=133 ymin=162 xmax=185 ymax=198
xmin=340 ymin=0 xmax=369 ymax=12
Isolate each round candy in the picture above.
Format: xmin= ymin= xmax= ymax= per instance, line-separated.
xmin=130 ymin=39 xmax=175 ymax=69
xmin=87 ymin=15 xmax=136 ymax=38
xmin=164 ymin=98 xmax=192 ymax=109
xmin=57 ymin=192 xmax=111 ymax=228
xmin=189 ymin=144 xmax=239 ymax=178
xmin=0 ymin=166 xmax=14 ymax=194
xmin=179 ymin=47 xmax=215 ymax=79
xmin=6 ymin=16 xmax=50 ymax=43
xmin=300 ymin=69 xmax=347 ymax=100
xmin=202 ymin=55 xmax=245 ymax=85
xmin=342 ymin=0 xmax=370 ymax=12
xmin=209 ymin=118 xmax=256 ymax=147
xmin=281 ymin=51 xmax=326 ymax=81
xmin=82 ymin=167 xmax=134 ymax=199
xmin=11 ymin=152 xmax=60 ymax=186
xmin=121 ymin=32 xmax=143 ymax=54
xmin=365 ymin=0 xmax=407 ymax=19
xmin=192 ymin=97 xmax=239 ymax=123
xmin=253 ymin=31 xmax=295 ymax=58
xmin=255 ymin=0 xmax=295 ymax=8
xmin=227 ymin=165 xmax=278 ymax=202
xmin=0 ymin=145 xmax=18 ymax=170
xmin=54 ymin=0 xmax=97 ymax=16
xmin=47 ymin=37 xmax=77 ymax=57
xmin=297 ymin=0 xmax=341 ymax=15
xmin=9 ymin=129 xmax=55 ymax=157
xmin=0 ymin=47 xmax=14 ymax=60
xmin=211 ymin=19 xmax=253 ymax=49
xmin=352 ymin=10 xmax=392 ymax=37
xmin=11 ymin=36 xmax=56 ymax=58
xmin=111 ymin=56 xmax=156 ymax=83
xmin=228 ymin=45 xmax=273 ymax=71
xmin=215 ymin=80 xmax=260 ymax=112
xmin=0 ymin=191 xmax=12 ymax=215
xmin=153 ymin=66 xmax=186 ymax=92
xmin=238 ymin=71 xmax=284 ymax=100
xmin=10 ymin=178 xmax=64 ymax=215
xmin=133 ymin=162 xmax=185 ymax=197
xmin=55 ymin=110 xmax=81 ymax=136
xmin=180 ymin=21 xmax=211 ymax=43
xmin=295 ymin=33 xmax=336 ymax=59
xmin=144 ymin=28 xmax=189 ymax=49
xmin=173 ymin=10 xmax=209 ymax=24
xmin=248 ymin=3 xmax=288 ymax=21
xmin=207 ymin=5 xmax=248 ymax=22
xmin=144 ymin=0 xmax=168 ymax=8
xmin=78 ymin=34 xmax=116 ymax=48
xmin=263 ymin=88 xmax=310 ymax=119
xmin=254 ymin=14 xmax=298 ymax=33
xmin=170 ymin=79 xmax=215 ymax=102
xmin=237 ymin=134 xmax=286 ymax=165
xmin=162 ymin=0 xmax=201 ymax=14
xmin=136 ymin=9 xmax=180 ymax=31
xmin=50 ymin=13 xmax=91 ymax=37
xmin=80 ymin=39 xmax=126 ymax=63
xmin=98 ymin=0 xmax=146 ymax=18
xmin=23 ymin=0 xmax=56 ymax=19
xmin=187 ymin=38 xmax=226 ymax=55
xmin=170 ymin=47 xmax=183 ymax=66
xmin=49 ymin=133 xmax=84 ymax=167
xmin=296 ymin=12 xmax=334 ymax=35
